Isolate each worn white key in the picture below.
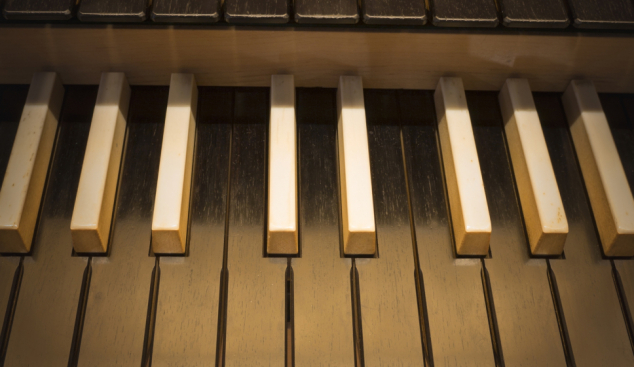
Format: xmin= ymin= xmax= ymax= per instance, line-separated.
xmin=267 ymin=75 xmax=298 ymax=255
xmin=434 ymin=77 xmax=491 ymax=256
xmin=562 ymin=80 xmax=634 ymax=257
xmin=71 ymin=73 xmax=130 ymax=253
xmin=499 ymin=78 xmax=568 ymax=255
xmin=0 ymin=72 xmax=64 ymax=253
xmin=151 ymin=73 xmax=197 ymax=254
xmin=337 ymin=76 xmax=376 ymax=255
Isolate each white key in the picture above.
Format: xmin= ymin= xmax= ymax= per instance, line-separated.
xmin=0 ymin=72 xmax=64 ymax=253
xmin=562 ymin=80 xmax=634 ymax=257
xmin=71 ymin=73 xmax=130 ymax=253
xmin=152 ymin=73 xmax=197 ymax=254
xmin=434 ymin=77 xmax=491 ymax=256
xmin=499 ymin=78 xmax=568 ymax=255
xmin=267 ymin=75 xmax=298 ymax=254
xmin=337 ymin=76 xmax=376 ymax=255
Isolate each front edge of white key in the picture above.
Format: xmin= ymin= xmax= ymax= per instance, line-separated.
xmin=0 ymin=72 xmax=64 ymax=253
xmin=152 ymin=73 xmax=198 ymax=254
xmin=434 ymin=77 xmax=491 ymax=256
xmin=267 ymin=75 xmax=298 ymax=255
xmin=499 ymin=78 xmax=568 ymax=256
xmin=337 ymin=76 xmax=376 ymax=255
xmin=562 ymin=80 xmax=634 ymax=257
xmin=71 ymin=72 xmax=130 ymax=253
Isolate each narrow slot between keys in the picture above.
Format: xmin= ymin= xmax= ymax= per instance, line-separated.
xmin=400 ymin=122 xmax=435 ymax=365
xmin=215 ymin=121 xmax=234 ymax=367
xmin=350 ymin=259 xmax=365 ymax=367
xmin=546 ymin=260 xmax=576 ymax=367
xmin=0 ymin=259 xmax=23 ymax=366
xmin=140 ymin=257 xmax=161 ymax=367
xmin=284 ymin=259 xmax=295 ymax=367
xmin=611 ymin=261 xmax=634 ymax=355
xmin=480 ymin=260 xmax=504 ymax=367
xmin=67 ymin=258 xmax=92 ymax=367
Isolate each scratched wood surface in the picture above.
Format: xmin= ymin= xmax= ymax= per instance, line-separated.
xmin=294 ymin=0 xmax=358 ymax=23
xmin=497 ymin=0 xmax=569 ymax=28
xmin=78 ymin=0 xmax=149 ymax=22
xmin=431 ymin=0 xmax=498 ymax=27
xmin=3 ymin=0 xmax=75 ymax=20
xmin=362 ymin=0 xmax=426 ymax=25
xmin=567 ymin=0 xmax=634 ymax=29
xmin=152 ymin=0 xmax=220 ymax=22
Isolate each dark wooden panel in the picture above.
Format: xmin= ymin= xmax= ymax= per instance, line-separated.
xmin=3 ymin=0 xmax=75 ymax=20
xmin=497 ymin=0 xmax=569 ymax=28
xmin=567 ymin=0 xmax=634 ymax=29
xmin=152 ymin=0 xmax=220 ymax=22
xmin=362 ymin=0 xmax=426 ymax=25
xmin=294 ymin=0 xmax=358 ymax=24
xmin=78 ymin=0 xmax=149 ymax=22
xmin=431 ymin=0 xmax=498 ymax=27
xmin=224 ymin=0 xmax=288 ymax=23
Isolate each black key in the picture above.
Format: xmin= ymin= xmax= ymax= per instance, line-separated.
xmin=362 ymin=0 xmax=426 ymax=25
xmin=567 ymin=0 xmax=634 ymax=29
xmin=152 ymin=0 xmax=220 ymax=23
xmin=3 ymin=0 xmax=75 ymax=20
xmin=78 ymin=0 xmax=149 ymax=22
xmin=497 ymin=0 xmax=569 ymax=28
xmin=224 ymin=0 xmax=288 ymax=23
xmin=294 ymin=0 xmax=358 ymax=24
xmin=431 ymin=0 xmax=498 ymax=27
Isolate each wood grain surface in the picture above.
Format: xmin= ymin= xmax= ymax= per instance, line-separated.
xmin=0 ymin=25 xmax=633 ymax=92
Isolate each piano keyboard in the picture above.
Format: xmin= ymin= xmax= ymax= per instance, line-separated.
xmin=0 ymin=74 xmax=634 ymax=367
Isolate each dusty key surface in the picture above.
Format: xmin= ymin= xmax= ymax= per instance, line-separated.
xmin=500 ymin=78 xmax=568 ymax=255
xmin=435 ymin=77 xmax=491 ymax=256
xmin=0 ymin=72 xmax=64 ymax=253
xmin=337 ymin=76 xmax=376 ymax=255
xmin=71 ymin=72 xmax=130 ymax=253
xmin=267 ymin=75 xmax=298 ymax=255
xmin=151 ymin=74 xmax=197 ymax=254
xmin=562 ymin=80 xmax=634 ymax=257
